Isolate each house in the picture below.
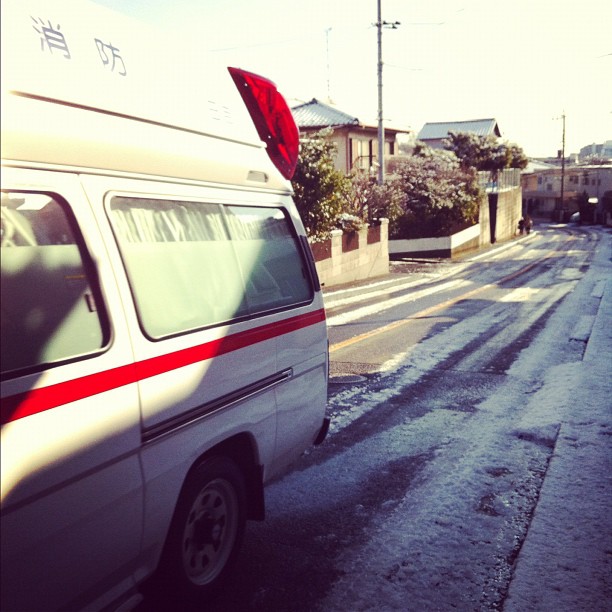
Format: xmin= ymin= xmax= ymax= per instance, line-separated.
xmin=291 ymin=98 xmax=410 ymax=175
xmin=520 ymin=160 xmax=556 ymax=211
xmin=521 ymin=163 xmax=612 ymax=221
xmin=417 ymin=118 xmax=502 ymax=149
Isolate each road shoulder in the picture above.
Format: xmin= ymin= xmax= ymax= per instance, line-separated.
xmin=504 ymin=232 xmax=612 ymax=611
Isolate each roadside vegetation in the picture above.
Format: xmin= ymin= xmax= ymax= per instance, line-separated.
xmin=291 ymin=129 xmax=347 ymax=241
xmin=444 ymin=131 xmax=528 ymax=177
xmin=386 ymin=145 xmax=481 ymax=239
xmin=292 ymin=128 xmax=527 ymax=241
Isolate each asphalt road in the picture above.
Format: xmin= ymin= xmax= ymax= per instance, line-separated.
xmin=138 ymin=224 xmax=609 ymax=611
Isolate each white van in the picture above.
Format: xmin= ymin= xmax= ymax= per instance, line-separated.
xmin=0 ymin=1 xmax=329 ymax=610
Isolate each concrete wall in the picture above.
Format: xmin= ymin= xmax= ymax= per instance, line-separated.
xmin=311 ymin=188 xmax=522 ymax=281
xmin=389 ymin=224 xmax=480 ymax=258
xmin=389 ymin=186 xmax=522 ymax=258
xmin=312 ymin=219 xmax=389 ymax=288
xmin=482 ymin=187 xmax=523 ymax=245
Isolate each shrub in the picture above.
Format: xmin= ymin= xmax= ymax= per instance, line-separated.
xmin=336 ymin=213 xmax=364 ymax=233
xmin=387 ymin=147 xmax=481 ymax=239
xmin=291 ymin=129 xmax=348 ymax=241
xmin=292 ymin=132 xmax=484 ymax=241
xmin=342 ymin=169 xmax=405 ymax=227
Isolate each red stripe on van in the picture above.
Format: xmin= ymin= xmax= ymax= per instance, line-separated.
xmin=1 ymin=309 xmax=326 ymax=425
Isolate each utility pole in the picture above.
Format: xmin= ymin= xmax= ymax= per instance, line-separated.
xmin=376 ymin=0 xmax=399 ymax=185
xmin=560 ymin=112 xmax=566 ymax=220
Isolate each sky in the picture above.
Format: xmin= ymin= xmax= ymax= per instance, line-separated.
xmin=93 ymin=0 xmax=612 ymax=158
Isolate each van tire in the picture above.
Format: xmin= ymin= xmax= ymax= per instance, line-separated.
xmin=155 ymin=456 xmax=247 ymax=602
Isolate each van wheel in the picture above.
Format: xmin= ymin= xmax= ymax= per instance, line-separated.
xmin=157 ymin=457 xmax=247 ymax=601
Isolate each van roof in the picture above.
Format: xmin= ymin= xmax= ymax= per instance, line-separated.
xmin=2 ymin=0 xmax=261 ymax=145
xmin=1 ymin=0 xmax=294 ymax=189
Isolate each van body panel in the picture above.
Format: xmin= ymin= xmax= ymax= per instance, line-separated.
xmin=274 ymin=326 xmax=329 ymax=474
xmin=2 ymin=93 xmax=287 ymax=191
xmin=79 ymin=174 xmax=323 ymax=441
xmin=137 ymin=413 xmax=272 ymax=573
xmin=1 ymin=446 xmax=143 ymax=612
xmin=1 ymin=2 xmax=328 ymax=609
xmin=1 ymin=163 xmax=327 ymax=611
xmin=0 ymin=170 xmax=143 ymax=611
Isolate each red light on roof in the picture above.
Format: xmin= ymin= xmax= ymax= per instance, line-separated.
xmin=228 ymin=67 xmax=299 ymax=180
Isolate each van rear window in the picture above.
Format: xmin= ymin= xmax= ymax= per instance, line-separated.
xmin=109 ymin=197 xmax=313 ymax=338
xmin=1 ymin=192 xmax=106 ymax=375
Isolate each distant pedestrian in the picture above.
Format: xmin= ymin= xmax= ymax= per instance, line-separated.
xmin=525 ymin=215 xmax=533 ymax=234
xmin=518 ymin=218 xmax=525 ymax=235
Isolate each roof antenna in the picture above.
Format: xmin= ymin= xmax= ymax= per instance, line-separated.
xmin=325 ymin=27 xmax=333 ymax=104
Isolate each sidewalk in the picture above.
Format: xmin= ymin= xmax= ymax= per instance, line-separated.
xmin=504 ymin=231 xmax=612 ymax=610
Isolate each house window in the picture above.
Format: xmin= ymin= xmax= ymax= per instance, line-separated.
xmin=350 ymin=138 xmax=358 ymax=169
xmin=351 ymin=138 xmax=373 ymax=171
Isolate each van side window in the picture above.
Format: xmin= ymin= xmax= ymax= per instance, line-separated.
xmin=1 ymin=192 xmax=106 ymax=375
xmin=109 ymin=197 xmax=313 ymax=338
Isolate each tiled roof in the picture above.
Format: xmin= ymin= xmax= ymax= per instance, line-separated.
xmin=418 ymin=118 xmax=501 ymax=140
xmin=291 ymin=98 xmax=360 ymax=128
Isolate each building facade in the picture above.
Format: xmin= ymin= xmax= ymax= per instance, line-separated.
xmin=521 ymin=164 xmax=612 ymax=222
xmin=579 ymin=141 xmax=612 ymax=162
xmin=291 ymin=98 xmax=410 ymax=175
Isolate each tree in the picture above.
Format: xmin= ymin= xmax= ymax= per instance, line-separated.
xmin=291 ymin=129 xmax=348 ymax=241
xmin=443 ymin=132 xmax=494 ymax=171
xmin=504 ymin=142 xmax=529 ymax=170
xmin=444 ymin=132 xmax=528 ymax=176
xmin=387 ymin=146 xmax=481 ymax=239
